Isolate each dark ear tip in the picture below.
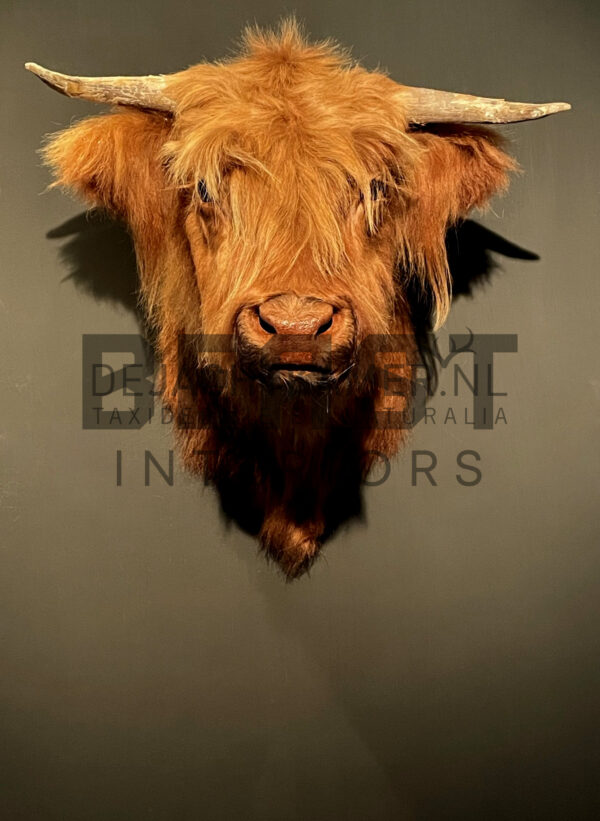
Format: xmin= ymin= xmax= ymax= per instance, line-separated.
xmin=46 ymin=210 xmax=107 ymax=239
xmin=493 ymin=242 xmax=540 ymax=262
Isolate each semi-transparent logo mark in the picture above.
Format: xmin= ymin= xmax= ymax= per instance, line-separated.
xmin=82 ymin=332 xmax=517 ymax=432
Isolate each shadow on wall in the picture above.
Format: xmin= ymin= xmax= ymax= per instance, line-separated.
xmin=48 ymin=212 xmax=141 ymax=320
xmin=46 ymin=212 xmax=539 ymax=569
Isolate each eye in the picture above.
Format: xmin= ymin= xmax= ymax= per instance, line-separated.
xmin=197 ymin=179 xmax=213 ymax=203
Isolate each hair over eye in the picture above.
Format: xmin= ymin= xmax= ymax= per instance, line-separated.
xmin=370 ymin=179 xmax=387 ymax=201
xmin=197 ymin=179 xmax=212 ymax=203
xmin=357 ymin=178 xmax=387 ymax=203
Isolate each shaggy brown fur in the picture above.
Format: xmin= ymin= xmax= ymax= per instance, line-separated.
xmin=42 ymin=20 xmax=516 ymax=575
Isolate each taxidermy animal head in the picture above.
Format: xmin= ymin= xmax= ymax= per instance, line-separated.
xmin=28 ymin=19 xmax=569 ymax=576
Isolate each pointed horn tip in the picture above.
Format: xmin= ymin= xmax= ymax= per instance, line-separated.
xmin=25 ymin=62 xmax=54 ymax=81
xmin=521 ymin=100 xmax=571 ymax=120
xmin=529 ymin=101 xmax=571 ymax=120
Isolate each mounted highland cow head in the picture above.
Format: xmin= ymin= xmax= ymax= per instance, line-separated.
xmin=28 ymin=20 xmax=569 ymax=576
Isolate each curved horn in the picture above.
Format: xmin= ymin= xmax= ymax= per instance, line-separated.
xmin=25 ymin=62 xmax=175 ymax=112
xmin=397 ymin=86 xmax=571 ymax=124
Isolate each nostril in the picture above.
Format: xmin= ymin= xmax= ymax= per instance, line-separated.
xmin=258 ymin=314 xmax=277 ymax=334
xmin=316 ymin=317 xmax=333 ymax=336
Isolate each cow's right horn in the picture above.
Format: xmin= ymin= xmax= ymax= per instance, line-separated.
xmin=25 ymin=62 xmax=176 ymax=112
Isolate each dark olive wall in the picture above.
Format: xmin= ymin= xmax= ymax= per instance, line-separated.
xmin=2 ymin=1 xmax=599 ymax=819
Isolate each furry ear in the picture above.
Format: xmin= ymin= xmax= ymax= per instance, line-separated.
xmin=42 ymin=109 xmax=173 ymax=234
xmin=411 ymin=125 xmax=517 ymax=216
xmin=401 ymin=125 xmax=517 ymax=327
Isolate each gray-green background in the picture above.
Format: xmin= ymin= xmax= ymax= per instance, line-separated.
xmin=2 ymin=1 xmax=599 ymax=818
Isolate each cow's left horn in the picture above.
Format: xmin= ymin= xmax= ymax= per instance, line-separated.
xmin=25 ymin=62 xmax=176 ymax=112
xmin=397 ymin=86 xmax=571 ymax=124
